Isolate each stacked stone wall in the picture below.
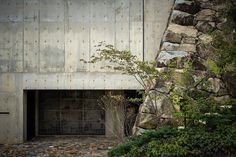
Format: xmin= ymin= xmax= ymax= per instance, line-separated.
xmin=133 ymin=0 xmax=234 ymax=133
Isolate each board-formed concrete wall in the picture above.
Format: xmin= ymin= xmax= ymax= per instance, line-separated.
xmin=0 ymin=0 xmax=174 ymax=143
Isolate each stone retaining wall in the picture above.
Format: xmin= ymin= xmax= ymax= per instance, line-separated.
xmin=133 ymin=0 xmax=233 ymax=133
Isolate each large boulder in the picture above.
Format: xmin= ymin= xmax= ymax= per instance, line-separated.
xmin=139 ymin=91 xmax=173 ymax=115
xmin=135 ymin=91 xmax=175 ymax=130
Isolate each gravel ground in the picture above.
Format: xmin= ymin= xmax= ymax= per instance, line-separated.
xmin=0 ymin=136 xmax=120 ymax=157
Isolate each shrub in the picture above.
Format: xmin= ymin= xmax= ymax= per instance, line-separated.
xmin=205 ymin=3 xmax=236 ymax=76
xmin=108 ymin=126 xmax=236 ymax=157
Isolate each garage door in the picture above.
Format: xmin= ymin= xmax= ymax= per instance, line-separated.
xmin=38 ymin=90 xmax=105 ymax=135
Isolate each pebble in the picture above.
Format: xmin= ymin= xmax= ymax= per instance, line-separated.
xmin=0 ymin=136 xmax=120 ymax=157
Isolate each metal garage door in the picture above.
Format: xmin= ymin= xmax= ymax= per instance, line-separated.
xmin=38 ymin=90 xmax=105 ymax=135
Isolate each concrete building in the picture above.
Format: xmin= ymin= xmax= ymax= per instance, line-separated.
xmin=0 ymin=0 xmax=173 ymax=143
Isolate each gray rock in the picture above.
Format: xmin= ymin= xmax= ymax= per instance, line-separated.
xmin=175 ymin=0 xmax=200 ymax=14
xmin=178 ymin=43 xmax=197 ymax=52
xmin=157 ymin=51 xmax=190 ymax=68
xmin=136 ymin=91 xmax=175 ymax=129
xmin=156 ymin=117 xmax=179 ymax=129
xmin=135 ymin=113 xmax=158 ymax=129
xmin=209 ymin=22 xmax=216 ymax=27
xmin=161 ymin=42 xmax=180 ymax=51
xmin=157 ymin=51 xmax=189 ymax=63
xmin=216 ymin=20 xmax=227 ymax=30
xmin=192 ymin=70 xmax=210 ymax=82
xmin=196 ymin=43 xmax=212 ymax=59
xmin=197 ymin=0 xmax=227 ymax=10
xmin=197 ymin=78 xmax=225 ymax=94
xmin=171 ymin=10 xmax=195 ymax=26
xmin=196 ymin=21 xmax=214 ymax=33
xmin=139 ymin=91 xmax=172 ymax=114
xmin=168 ymin=24 xmax=198 ymax=38
xmin=199 ymin=2 xmax=214 ymax=9
xmin=182 ymin=37 xmax=196 ymax=44
xmin=198 ymin=34 xmax=213 ymax=44
xmin=213 ymin=95 xmax=230 ymax=103
xmin=155 ymin=80 xmax=173 ymax=94
xmin=208 ymin=78 xmax=223 ymax=93
xmin=217 ymin=86 xmax=229 ymax=96
xmin=195 ymin=9 xmax=216 ymax=21
xmin=156 ymin=67 xmax=169 ymax=73
xmin=163 ymin=24 xmax=198 ymax=44
xmin=163 ymin=31 xmax=182 ymax=44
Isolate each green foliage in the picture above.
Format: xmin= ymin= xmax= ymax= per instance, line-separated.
xmin=170 ymin=62 xmax=236 ymax=129
xmin=205 ymin=4 xmax=236 ymax=76
xmin=178 ymin=94 xmax=236 ymax=129
xmin=204 ymin=59 xmax=223 ymax=77
xmin=108 ymin=126 xmax=236 ymax=157
xmin=209 ymin=31 xmax=236 ymax=75
xmin=81 ymin=42 xmax=169 ymax=95
xmin=167 ymin=55 xmax=236 ymax=128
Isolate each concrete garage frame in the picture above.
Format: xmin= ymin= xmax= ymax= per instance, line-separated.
xmin=0 ymin=0 xmax=174 ymax=143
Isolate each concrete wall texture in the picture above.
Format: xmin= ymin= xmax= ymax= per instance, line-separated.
xmin=0 ymin=0 xmax=174 ymax=143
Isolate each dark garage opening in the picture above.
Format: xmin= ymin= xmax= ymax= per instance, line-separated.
xmin=25 ymin=90 xmax=140 ymax=140
xmin=38 ymin=90 xmax=106 ymax=135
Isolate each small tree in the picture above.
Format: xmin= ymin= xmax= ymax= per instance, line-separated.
xmin=81 ymin=42 xmax=172 ymax=133
xmin=82 ymin=42 xmax=168 ymax=97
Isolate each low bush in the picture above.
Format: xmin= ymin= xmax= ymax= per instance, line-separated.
xmin=108 ymin=125 xmax=236 ymax=157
